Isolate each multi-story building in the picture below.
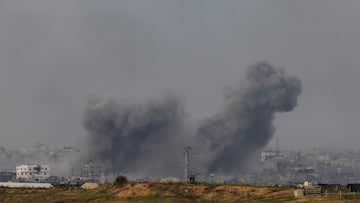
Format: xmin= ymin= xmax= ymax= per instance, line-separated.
xmin=16 ymin=164 xmax=50 ymax=182
xmin=81 ymin=161 xmax=105 ymax=184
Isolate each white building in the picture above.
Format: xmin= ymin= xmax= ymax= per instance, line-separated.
xmin=260 ymin=151 xmax=279 ymax=161
xmin=0 ymin=182 xmax=53 ymax=188
xmin=16 ymin=164 xmax=50 ymax=182
xmin=260 ymin=150 xmax=293 ymax=162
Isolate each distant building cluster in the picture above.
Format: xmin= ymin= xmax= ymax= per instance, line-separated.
xmin=16 ymin=164 xmax=50 ymax=182
xmin=2 ymin=141 xmax=360 ymax=188
xmin=228 ymin=147 xmax=360 ymax=185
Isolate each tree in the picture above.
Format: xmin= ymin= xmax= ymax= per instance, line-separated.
xmin=113 ymin=175 xmax=128 ymax=187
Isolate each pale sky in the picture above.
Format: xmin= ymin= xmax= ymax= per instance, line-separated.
xmin=0 ymin=0 xmax=359 ymax=150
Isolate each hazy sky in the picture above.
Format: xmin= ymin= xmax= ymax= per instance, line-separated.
xmin=0 ymin=0 xmax=359 ymax=150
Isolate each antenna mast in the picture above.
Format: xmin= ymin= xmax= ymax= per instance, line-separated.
xmin=184 ymin=146 xmax=192 ymax=183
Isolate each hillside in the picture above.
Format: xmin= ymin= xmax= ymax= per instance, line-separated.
xmin=0 ymin=183 xmax=359 ymax=203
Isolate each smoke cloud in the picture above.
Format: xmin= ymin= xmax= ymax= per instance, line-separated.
xmin=198 ymin=61 xmax=302 ymax=174
xmin=82 ymin=62 xmax=302 ymax=177
xmin=82 ymin=93 xmax=186 ymax=177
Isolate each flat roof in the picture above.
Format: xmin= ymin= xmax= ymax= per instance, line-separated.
xmin=0 ymin=182 xmax=53 ymax=188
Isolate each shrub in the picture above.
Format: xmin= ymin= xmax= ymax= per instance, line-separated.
xmin=113 ymin=175 xmax=129 ymax=187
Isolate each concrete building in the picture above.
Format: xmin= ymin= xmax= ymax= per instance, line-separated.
xmin=16 ymin=164 xmax=50 ymax=182
xmin=81 ymin=161 xmax=104 ymax=184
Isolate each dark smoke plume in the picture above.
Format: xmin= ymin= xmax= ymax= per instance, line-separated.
xmin=82 ymin=62 xmax=302 ymax=177
xmin=198 ymin=61 xmax=302 ymax=173
xmin=82 ymin=93 xmax=186 ymax=176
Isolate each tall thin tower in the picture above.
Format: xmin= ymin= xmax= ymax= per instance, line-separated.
xmin=184 ymin=146 xmax=192 ymax=183
xmin=275 ymin=136 xmax=280 ymax=153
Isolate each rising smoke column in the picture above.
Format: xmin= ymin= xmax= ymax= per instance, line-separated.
xmin=198 ymin=61 xmax=302 ymax=174
xmin=82 ymin=61 xmax=302 ymax=177
xmin=82 ymin=93 xmax=186 ymax=176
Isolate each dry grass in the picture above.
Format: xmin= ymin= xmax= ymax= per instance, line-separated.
xmin=1 ymin=183 xmax=360 ymax=202
xmin=0 ymin=185 xmax=119 ymax=203
xmin=115 ymin=183 xmax=295 ymax=202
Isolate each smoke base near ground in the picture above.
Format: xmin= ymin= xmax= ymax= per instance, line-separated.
xmin=82 ymin=61 xmax=302 ymax=178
